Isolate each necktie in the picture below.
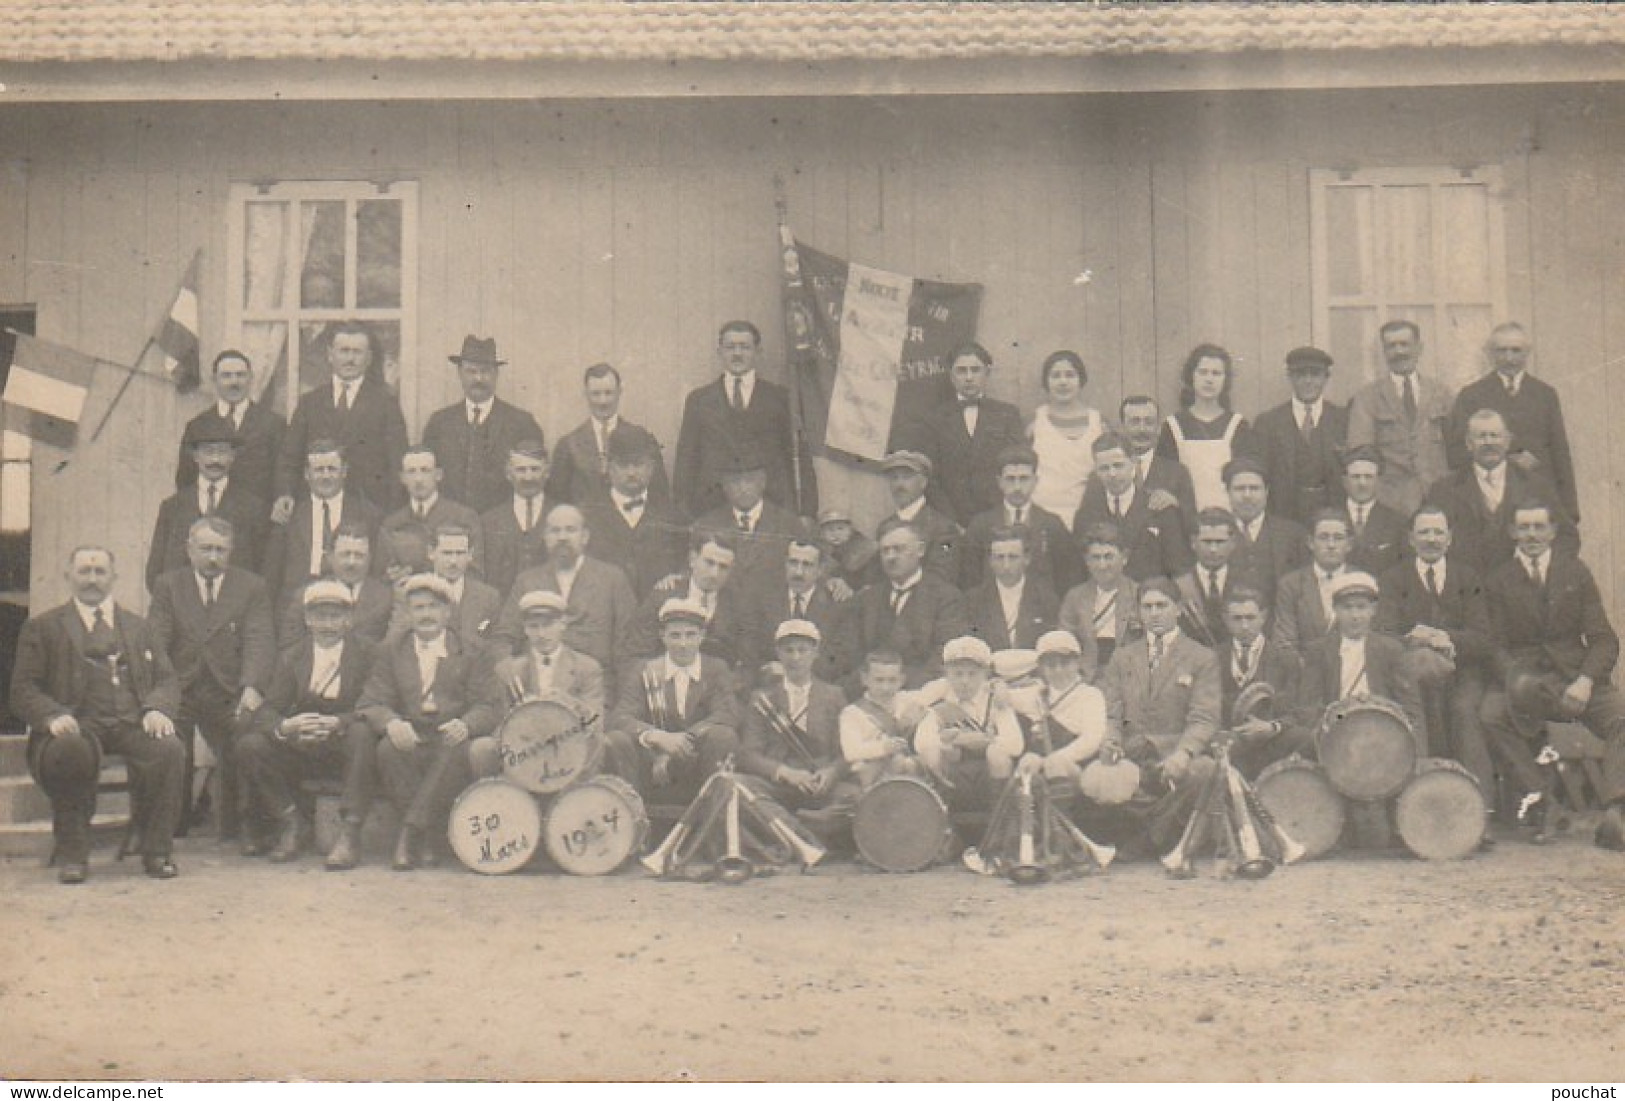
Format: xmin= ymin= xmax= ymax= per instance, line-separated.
xmin=792 ymin=592 xmax=807 ymax=619
xmin=1235 ymin=644 xmax=1253 ymax=684
xmin=890 ymin=586 xmax=912 ymax=615
xmin=1504 ymin=375 xmax=1518 ymax=396
xmin=623 ymin=495 xmax=645 ymax=512
xmin=1352 ymin=504 xmax=1366 ymax=535
xmin=93 ymin=606 xmax=107 ymax=632
xmin=415 ymin=503 xmax=428 ymax=522
xmin=737 ymin=511 xmax=753 ymax=534
xmin=962 ymin=401 xmax=979 ymax=436
xmin=203 ymin=576 xmax=217 ymax=608
xmin=1111 ymin=494 xmax=1124 ymax=519
xmin=1149 ymin=633 xmax=1165 ymax=671
xmin=228 ymin=402 xmax=243 ymax=430
xmin=205 ymin=482 xmax=219 ymax=515
xmin=470 ymin=407 xmax=483 ymax=429
xmin=1205 ymin=567 xmax=1222 ymax=602
xmin=321 ymin=500 xmax=335 ymax=551
xmin=1424 ymin=564 xmax=1440 ymax=598
xmin=523 ymin=497 xmax=537 ymax=532
xmin=731 ymin=376 xmax=745 ymax=411
xmin=1527 ymin=557 xmax=1543 ymax=587
xmin=337 ymin=383 xmax=353 ymax=413
xmin=1402 ymin=375 xmax=1418 ymax=422
xmin=1011 ymin=507 xmax=1025 ymax=528
xmin=1300 ymin=407 xmax=1316 ymax=444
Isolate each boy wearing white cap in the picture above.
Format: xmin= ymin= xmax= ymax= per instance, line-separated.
xmin=1293 ymin=570 xmax=1426 ymax=752
xmin=915 ymin=636 xmax=1025 ymax=810
xmin=1004 ymin=630 xmax=1111 ymax=791
xmin=739 ymin=620 xmax=850 ymax=812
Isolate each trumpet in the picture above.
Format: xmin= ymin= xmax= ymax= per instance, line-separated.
xmin=714 ymin=779 xmax=754 ymax=885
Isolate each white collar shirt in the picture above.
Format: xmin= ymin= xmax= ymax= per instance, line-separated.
xmin=75 ymin=599 xmax=115 ymax=633
xmin=466 ymin=398 xmax=494 ymax=426
xmin=310 ymin=639 xmax=345 ymax=698
xmin=1339 ymin=636 xmax=1369 ymax=698
xmin=197 ymin=476 xmax=229 ymax=515
xmin=310 ymin=492 xmax=346 ymax=576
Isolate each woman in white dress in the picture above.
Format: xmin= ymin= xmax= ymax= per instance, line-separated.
xmin=1028 ymin=350 xmax=1103 ymax=530
xmin=1156 ymin=343 xmax=1256 ymax=513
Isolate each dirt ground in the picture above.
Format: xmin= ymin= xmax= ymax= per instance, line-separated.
xmin=2 ymin=820 xmax=1622 ymax=1084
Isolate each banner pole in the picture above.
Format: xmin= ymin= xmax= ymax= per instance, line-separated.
xmin=773 ymin=175 xmax=807 ymax=518
xmin=86 ymin=338 xmax=156 ymax=444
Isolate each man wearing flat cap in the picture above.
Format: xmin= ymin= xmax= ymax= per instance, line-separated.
xmin=236 ymin=580 xmax=379 ymax=866
xmin=1253 ymin=346 xmax=1349 ymax=526
xmin=421 ymin=335 xmax=545 ymax=515
xmin=356 ymin=573 xmax=499 ymax=871
xmin=874 ymin=449 xmax=962 ymax=584
xmin=148 ymin=419 xmax=270 ymax=591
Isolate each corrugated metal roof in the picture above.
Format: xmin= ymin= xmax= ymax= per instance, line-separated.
xmin=2 ymin=1 xmax=1622 ymax=64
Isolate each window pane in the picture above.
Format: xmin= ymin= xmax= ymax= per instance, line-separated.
xmin=299 ymin=320 xmax=400 ymax=395
xmin=241 ymin=321 xmax=289 ymax=412
xmin=300 ymin=201 xmax=348 ymax=309
xmin=244 ymin=201 xmax=290 ymax=310
xmin=357 ymin=199 xmax=402 ymax=309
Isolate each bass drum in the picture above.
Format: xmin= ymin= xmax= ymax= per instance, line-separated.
xmin=1394 ymin=758 xmax=1486 ymax=861
xmin=1254 ymin=757 xmax=1345 ymax=860
xmin=853 ymin=776 xmax=953 ymax=873
xmin=448 ymin=778 xmax=542 ymax=875
xmin=1316 ymin=696 xmax=1417 ymax=802
xmin=543 ymin=775 xmax=650 ymax=876
xmin=497 ymin=695 xmax=604 ymax=795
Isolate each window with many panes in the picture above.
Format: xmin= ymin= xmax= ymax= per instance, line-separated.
xmin=226 ymin=181 xmax=418 ymax=411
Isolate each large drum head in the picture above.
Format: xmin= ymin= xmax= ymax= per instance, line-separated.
xmin=853 ymin=777 xmax=952 ymax=873
xmin=1317 ymin=698 xmax=1417 ymax=801
xmin=1255 ymin=758 xmax=1345 ymax=860
xmin=544 ymin=776 xmax=649 ymax=876
xmin=448 ymin=778 xmax=542 ymax=875
xmin=1395 ymin=758 xmax=1485 ymax=861
xmin=498 ymin=697 xmax=603 ymax=794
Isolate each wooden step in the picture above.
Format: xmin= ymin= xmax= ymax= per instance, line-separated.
xmin=0 ymin=733 xmax=29 ymax=775
xmin=0 ymin=812 xmax=130 ymax=859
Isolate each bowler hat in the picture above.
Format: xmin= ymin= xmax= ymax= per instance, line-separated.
xmin=449 ymin=335 xmax=506 ymax=368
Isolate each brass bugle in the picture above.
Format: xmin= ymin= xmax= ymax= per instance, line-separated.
xmin=1243 ymin=784 xmax=1307 ymax=866
xmin=1007 ymin=772 xmax=1051 ymax=886
xmin=641 ymin=770 xmax=727 ymax=875
xmin=1051 ymin=804 xmax=1117 ymax=870
xmin=731 ymin=775 xmax=827 ymax=868
xmin=1224 ymin=756 xmax=1275 ymax=879
xmin=714 ymin=779 xmax=755 ymax=885
xmin=1161 ymin=758 xmax=1223 ymax=875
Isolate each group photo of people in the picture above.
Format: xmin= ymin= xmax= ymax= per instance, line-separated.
xmin=15 ymin=311 xmax=1623 ymax=887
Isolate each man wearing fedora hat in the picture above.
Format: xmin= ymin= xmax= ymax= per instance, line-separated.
xmin=421 ymin=335 xmax=545 ymax=515
xmin=1252 ymin=346 xmax=1350 ymax=525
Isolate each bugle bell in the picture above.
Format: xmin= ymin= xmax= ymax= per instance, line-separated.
xmin=713 ymin=778 xmax=755 ymax=885
xmin=1006 ymin=772 xmax=1052 ymax=886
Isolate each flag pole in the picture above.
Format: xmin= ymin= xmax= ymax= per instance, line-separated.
xmin=85 ymin=338 xmax=155 ymax=444
xmin=773 ymin=175 xmax=806 ymax=518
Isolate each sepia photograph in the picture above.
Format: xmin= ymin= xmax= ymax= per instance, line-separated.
xmin=1 ymin=1 xmax=1622 ymax=1085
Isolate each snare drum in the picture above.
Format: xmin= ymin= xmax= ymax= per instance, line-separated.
xmin=853 ymin=776 xmax=953 ymax=873
xmin=543 ymin=775 xmax=650 ymax=876
xmin=1254 ymin=757 xmax=1345 ymax=860
xmin=448 ymin=778 xmax=542 ymax=875
xmin=1394 ymin=758 xmax=1485 ymax=861
xmin=1316 ymin=696 xmax=1417 ymax=801
xmin=497 ymin=696 xmax=604 ymax=794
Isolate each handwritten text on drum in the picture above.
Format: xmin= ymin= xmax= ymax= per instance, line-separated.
xmin=559 ymin=807 xmax=624 ymax=858
xmin=465 ymin=811 xmax=532 ymax=866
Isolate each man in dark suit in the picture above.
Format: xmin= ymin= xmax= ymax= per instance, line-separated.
xmin=1376 ymin=505 xmax=1495 ymax=799
xmin=1176 ymin=508 xmax=1264 ymax=649
xmin=619 ymin=529 xmax=748 ymax=671
xmin=735 ymin=538 xmax=846 ymax=682
xmin=273 ymin=320 xmax=409 ymax=517
xmin=420 ymin=335 xmax=546 ymax=514
xmin=737 ymin=619 xmax=854 ymax=819
xmin=147 ymin=517 xmax=277 ymax=842
xmin=175 ymin=348 xmax=285 ymax=507
xmin=1073 ymin=431 xmax=1193 ymax=585
xmin=263 ymin=440 xmax=383 ymax=604
xmin=479 ymin=439 xmax=552 ymax=599
xmin=495 ymin=504 xmax=639 ymax=688
xmin=1478 ymin=502 xmax=1625 ymax=849
xmin=1426 ymin=408 xmax=1578 ymax=579
xmin=1341 ymin=446 xmax=1408 ymax=577
xmin=1117 ymin=394 xmax=1199 ymax=536
xmin=148 ymin=422 xmax=268 ymax=590
xmin=607 ymin=598 xmax=739 ymax=803
xmin=875 ymin=450 xmax=962 ymax=584
xmin=1446 ymin=323 xmax=1579 ymax=522
xmin=358 ymin=574 xmax=499 ymax=870
xmin=579 ymin=431 xmax=686 ymax=602
xmin=1272 ymin=510 xmax=1357 ymax=662
xmin=1292 ymin=572 xmax=1426 ymax=751
xmin=960 ymin=445 xmax=1076 ymax=594
xmin=382 ymin=524 xmax=502 ymax=646
xmin=1253 ymin=345 xmax=1350 ymax=525
xmin=692 ymin=449 xmax=804 ymax=616
xmin=673 ymin=320 xmax=817 ymax=521
xmin=967 ymin=525 xmax=1060 ymax=651
xmin=11 ymin=547 xmax=186 ymax=882
xmin=375 ymin=446 xmax=484 ymax=582
xmin=1216 ymin=586 xmax=1303 ymax=779
xmin=547 ymin=361 xmax=672 ymax=509
xmin=828 ymin=519 xmax=970 ymax=692
xmin=275 ymin=524 xmax=393 ymax=647
xmin=1223 ymin=457 xmax=1308 ymax=605
xmin=235 ymin=580 xmax=379 ymax=866
xmin=896 ymin=342 xmax=1026 ymax=526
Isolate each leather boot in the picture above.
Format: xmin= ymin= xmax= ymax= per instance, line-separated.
xmin=391 ymin=825 xmax=421 ymax=871
xmin=268 ymin=808 xmax=304 ymax=863
xmin=1596 ymin=803 xmax=1625 ymax=852
xmin=324 ymin=819 xmax=362 ymax=871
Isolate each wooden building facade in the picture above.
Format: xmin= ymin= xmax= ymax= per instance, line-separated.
xmin=2 ymin=5 xmax=1623 ymax=619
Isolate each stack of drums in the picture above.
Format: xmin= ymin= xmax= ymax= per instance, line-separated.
xmin=1254 ymin=697 xmax=1485 ymax=861
xmin=448 ymin=697 xmax=647 ymax=876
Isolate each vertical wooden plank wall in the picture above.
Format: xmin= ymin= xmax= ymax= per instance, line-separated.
xmin=10 ymin=85 xmax=1625 ymax=620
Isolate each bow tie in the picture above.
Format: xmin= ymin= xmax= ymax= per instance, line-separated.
xmin=622 ymin=495 xmax=646 ymax=510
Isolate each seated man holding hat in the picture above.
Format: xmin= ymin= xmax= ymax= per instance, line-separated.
xmin=607 ymin=597 xmax=739 ymax=804
xmin=356 ymin=573 xmax=500 ymax=871
xmin=472 ymin=589 xmax=606 ymax=779
xmin=237 ymin=579 xmax=379 ymax=866
xmin=913 ymin=636 xmax=1025 ymax=812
